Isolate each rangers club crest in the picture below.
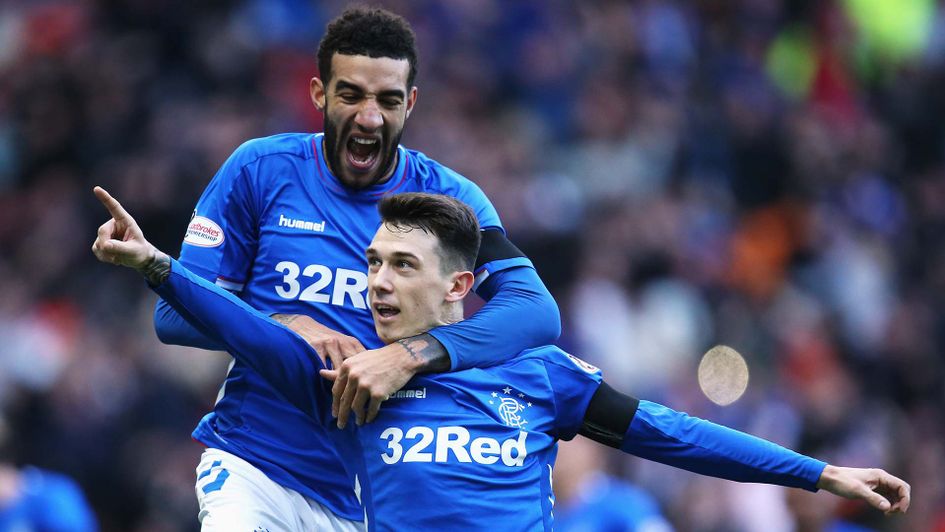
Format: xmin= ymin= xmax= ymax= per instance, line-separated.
xmin=488 ymin=386 xmax=533 ymax=428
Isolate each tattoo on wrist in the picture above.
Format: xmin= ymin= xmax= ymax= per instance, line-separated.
xmin=397 ymin=333 xmax=449 ymax=374
xmin=272 ymin=314 xmax=299 ymax=326
xmin=137 ymin=251 xmax=171 ymax=285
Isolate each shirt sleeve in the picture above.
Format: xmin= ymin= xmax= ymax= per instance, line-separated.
xmin=153 ymin=141 xmax=262 ymax=348
xmin=543 ymin=349 xmax=604 ymax=440
xmin=154 ymin=298 xmax=226 ymax=350
xmin=151 ymin=258 xmax=329 ymax=422
xmin=621 ymin=400 xmax=827 ymax=491
xmin=428 ymin=265 xmax=561 ymax=371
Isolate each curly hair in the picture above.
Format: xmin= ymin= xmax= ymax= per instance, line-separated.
xmin=317 ymin=7 xmax=419 ymax=87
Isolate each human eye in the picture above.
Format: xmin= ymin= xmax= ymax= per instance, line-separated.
xmin=381 ymin=98 xmax=402 ymax=109
xmin=338 ymin=92 xmax=360 ymax=104
xmin=397 ymin=259 xmax=413 ymax=270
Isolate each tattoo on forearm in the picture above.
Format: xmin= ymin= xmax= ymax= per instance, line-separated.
xmin=137 ymin=251 xmax=171 ymax=285
xmin=272 ymin=314 xmax=300 ymax=326
xmin=397 ymin=333 xmax=449 ymax=373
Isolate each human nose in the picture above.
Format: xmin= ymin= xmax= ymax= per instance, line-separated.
xmin=354 ymin=99 xmax=383 ymax=131
xmin=369 ymin=264 xmax=393 ymax=293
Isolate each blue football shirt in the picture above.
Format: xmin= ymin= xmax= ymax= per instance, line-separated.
xmin=0 ymin=467 xmax=98 ymax=532
xmin=155 ymin=261 xmax=603 ymax=530
xmin=175 ymin=133 xmax=521 ymax=519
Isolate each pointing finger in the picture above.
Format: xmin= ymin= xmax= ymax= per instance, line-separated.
xmin=93 ymin=186 xmax=132 ymax=223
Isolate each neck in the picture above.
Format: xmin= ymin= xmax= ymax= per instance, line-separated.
xmin=442 ymin=302 xmax=464 ymax=325
xmin=397 ymin=305 xmax=463 ymax=344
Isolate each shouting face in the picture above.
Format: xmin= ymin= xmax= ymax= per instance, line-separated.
xmin=311 ymin=53 xmax=417 ymax=189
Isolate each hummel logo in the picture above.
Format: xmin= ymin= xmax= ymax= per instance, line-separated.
xmin=389 ymin=387 xmax=427 ymax=400
xmin=279 ymin=214 xmax=326 ymax=233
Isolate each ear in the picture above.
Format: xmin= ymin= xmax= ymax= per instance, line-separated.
xmin=310 ymin=77 xmax=327 ymax=111
xmin=444 ymin=270 xmax=474 ymax=302
xmin=405 ymin=86 xmax=418 ymax=119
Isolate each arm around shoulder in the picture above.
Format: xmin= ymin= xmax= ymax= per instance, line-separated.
xmin=430 ymin=230 xmax=561 ymax=371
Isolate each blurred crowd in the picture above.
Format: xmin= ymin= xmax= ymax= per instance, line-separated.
xmin=0 ymin=0 xmax=943 ymax=530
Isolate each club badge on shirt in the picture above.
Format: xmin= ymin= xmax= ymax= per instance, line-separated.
xmin=489 ymin=386 xmax=533 ymax=428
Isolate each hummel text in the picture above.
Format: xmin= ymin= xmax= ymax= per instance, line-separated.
xmin=279 ymin=214 xmax=325 ymax=233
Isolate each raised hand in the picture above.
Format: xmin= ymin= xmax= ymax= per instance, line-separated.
xmin=816 ymin=465 xmax=911 ymax=515
xmin=91 ymin=186 xmax=156 ymax=269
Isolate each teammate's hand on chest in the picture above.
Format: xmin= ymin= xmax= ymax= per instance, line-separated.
xmin=320 ymin=342 xmax=424 ymax=429
xmin=272 ymin=314 xmax=366 ymax=370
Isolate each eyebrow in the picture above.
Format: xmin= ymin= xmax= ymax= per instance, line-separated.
xmin=334 ymin=80 xmax=405 ymax=100
xmin=365 ymin=248 xmax=420 ymax=262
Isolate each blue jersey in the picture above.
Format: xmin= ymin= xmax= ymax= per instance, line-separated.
xmin=155 ymin=261 xmax=602 ymax=530
xmin=171 ymin=133 xmax=527 ymax=519
xmin=554 ymin=474 xmax=673 ymax=532
xmin=0 ymin=467 xmax=98 ymax=532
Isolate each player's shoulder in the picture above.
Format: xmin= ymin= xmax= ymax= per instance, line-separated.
xmin=404 ymin=146 xmax=478 ymax=192
xmin=229 ymin=133 xmax=315 ymax=166
xmin=513 ymin=346 xmax=602 ymax=377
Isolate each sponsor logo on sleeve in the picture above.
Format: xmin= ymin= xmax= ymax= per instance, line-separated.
xmin=184 ymin=216 xmax=225 ymax=247
xmin=565 ymin=353 xmax=599 ymax=374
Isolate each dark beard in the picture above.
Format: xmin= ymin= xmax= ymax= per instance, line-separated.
xmin=323 ymin=111 xmax=404 ymax=190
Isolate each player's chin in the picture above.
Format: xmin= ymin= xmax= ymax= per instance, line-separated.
xmin=338 ymin=165 xmax=383 ymax=190
xmin=374 ymin=325 xmax=399 ymax=346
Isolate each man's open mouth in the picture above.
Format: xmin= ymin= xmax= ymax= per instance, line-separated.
xmin=346 ymin=135 xmax=380 ymax=171
xmin=373 ymin=303 xmax=400 ymax=319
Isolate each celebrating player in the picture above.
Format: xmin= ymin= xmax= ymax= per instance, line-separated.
xmin=93 ymin=187 xmax=911 ymax=531
xmin=151 ymin=7 xmax=559 ymax=529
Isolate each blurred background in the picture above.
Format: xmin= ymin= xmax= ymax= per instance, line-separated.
xmin=0 ymin=0 xmax=943 ymax=530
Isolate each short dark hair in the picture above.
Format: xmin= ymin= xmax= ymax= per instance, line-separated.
xmin=317 ymin=7 xmax=419 ymax=88
xmin=378 ymin=193 xmax=481 ymax=273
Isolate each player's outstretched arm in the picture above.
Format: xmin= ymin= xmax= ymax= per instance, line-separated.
xmin=578 ymin=381 xmax=910 ymax=514
xmin=91 ymin=187 xmax=328 ymax=419
xmin=154 ymin=299 xmax=227 ymax=351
